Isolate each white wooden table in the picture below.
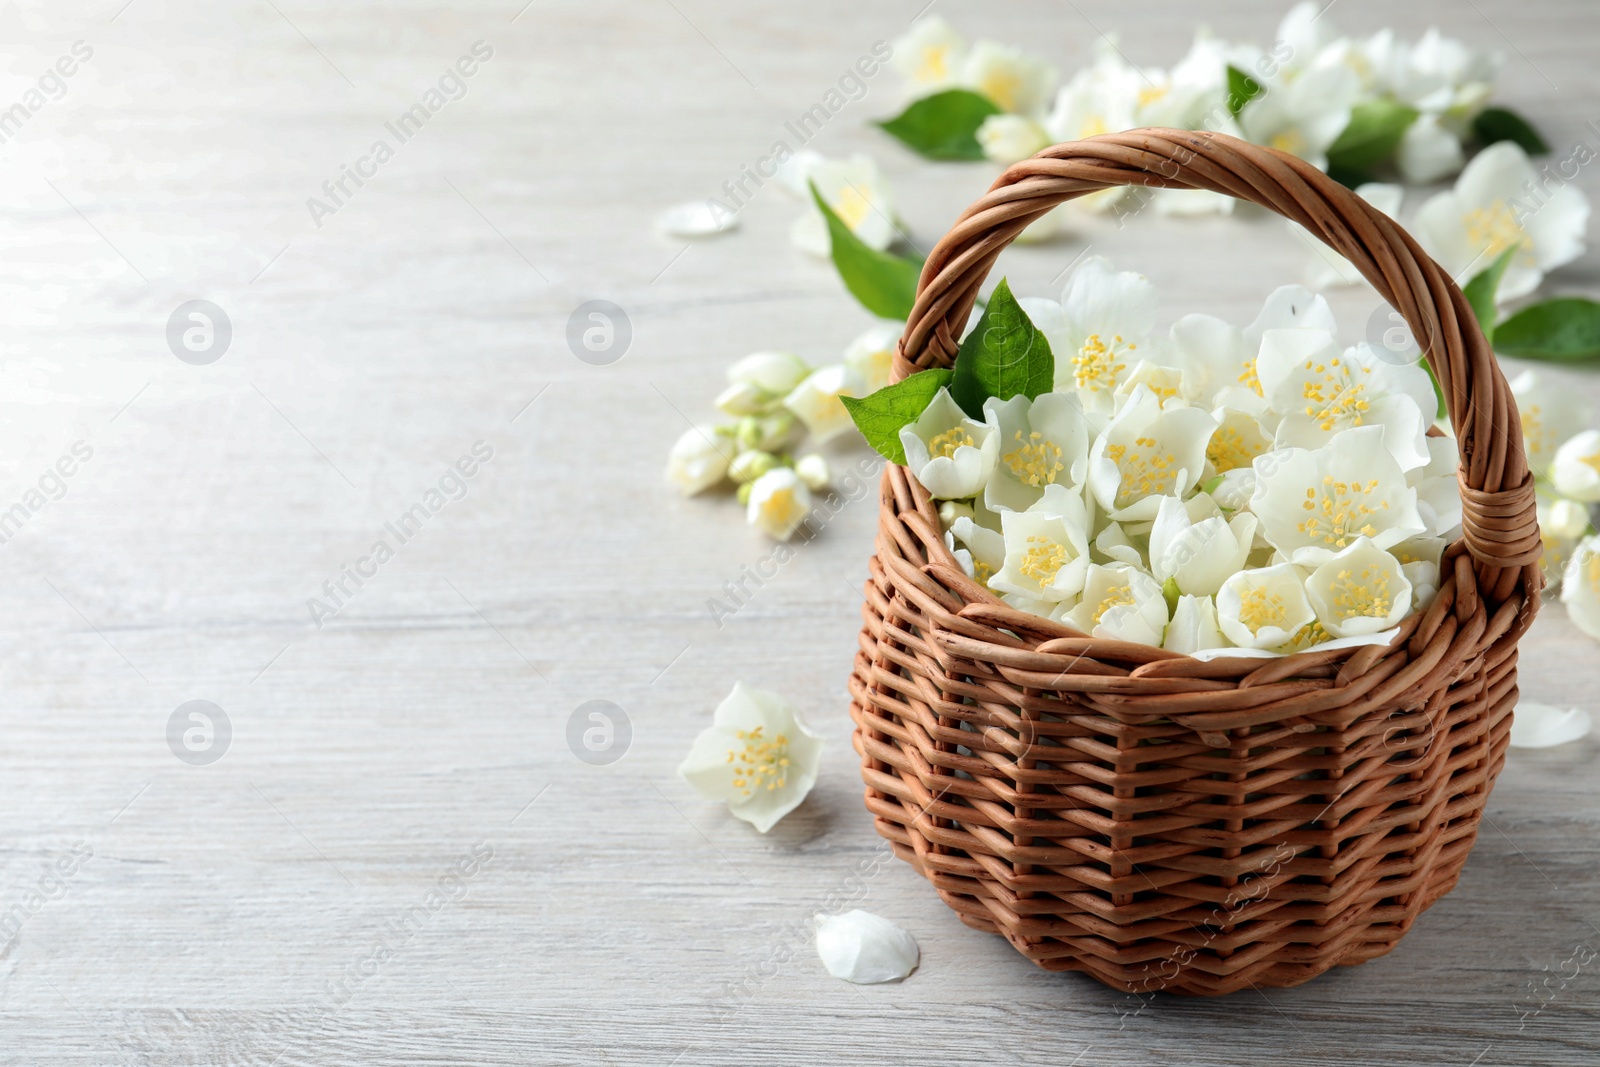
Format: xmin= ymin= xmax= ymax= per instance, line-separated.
xmin=2 ymin=1 xmax=1597 ymax=1063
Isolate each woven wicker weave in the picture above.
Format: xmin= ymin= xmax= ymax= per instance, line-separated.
xmin=848 ymin=129 xmax=1543 ymax=996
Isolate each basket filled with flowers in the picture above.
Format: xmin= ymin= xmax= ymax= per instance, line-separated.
xmin=845 ymin=128 xmax=1542 ymax=995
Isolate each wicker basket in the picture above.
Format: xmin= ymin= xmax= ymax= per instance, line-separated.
xmin=848 ymin=129 xmax=1544 ymax=996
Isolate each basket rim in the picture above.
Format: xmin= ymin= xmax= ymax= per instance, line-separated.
xmin=875 ymin=127 xmax=1542 ymax=682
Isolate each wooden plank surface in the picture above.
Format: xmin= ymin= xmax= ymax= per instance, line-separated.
xmin=1 ymin=1 xmax=1597 ymax=1063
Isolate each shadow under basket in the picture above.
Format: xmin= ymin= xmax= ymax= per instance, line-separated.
xmin=847 ymin=129 xmax=1544 ymax=996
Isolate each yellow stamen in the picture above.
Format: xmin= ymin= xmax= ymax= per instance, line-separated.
xmin=1073 ymin=333 xmax=1134 ymax=394
xmin=1296 ymin=476 xmax=1389 ymax=549
xmin=1462 ymin=199 xmax=1533 ymax=265
xmin=1107 ymin=435 xmax=1180 ymax=506
xmin=1091 ymin=583 xmax=1135 ymax=625
xmin=927 ymin=427 xmax=975 ymax=459
xmin=1238 ymin=584 xmax=1290 ymax=633
xmin=1019 ymin=536 xmax=1069 ymax=586
xmin=1327 ymin=564 xmax=1395 ymax=622
xmin=1002 ymin=430 xmax=1065 ymax=488
xmin=1300 ymin=356 xmax=1373 ymax=431
xmin=728 ymin=726 xmax=791 ymax=798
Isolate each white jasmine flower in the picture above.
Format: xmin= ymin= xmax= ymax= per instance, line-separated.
xmin=795 ymin=454 xmax=831 ymax=491
xmin=976 ymin=113 xmax=1050 ymax=164
xmin=961 ymin=40 xmax=1056 ymax=117
xmin=1087 ymin=386 xmax=1217 ymax=521
xmin=1414 ymin=141 xmax=1590 ymax=302
xmin=1216 ymin=562 xmax=1316 ymax=650
xmin=1063 ymin=562 xmax=1169 ymax=645
xmin=1150 ymin=494 xmax=1259 ymax=596
xmin=949 ymin=515 xmax=1005 ymax=588
xmin=677 ymin=683 xmax=824 ymax=833
xmin=815 ymin=910 xmax=919 ymax=984
xmin=790 ymin=155 xmax=898 ymax=258
xmin=1237 ymin=63 xmax=1360 ymax=170
xmin=666 ymin=425 xmax=735 ymax=496
xmin=891 ymin=16 xmax=966 ymax=91
xmin=783 ymin=364 xmax=866 ymax=444
xmin=747 ymin=467 xmax=813 ymax=541
xmin=1304 ymin=537 xmax=1413 ymax=638
xmin=1275 ymin=1 xmax=1345 ymax=74
xmin=1409 ymin=435 xmax=1463 ymax=537
xmin=1403 ymin=28 xmax=1501 ymax=126
xmin=843 ymin=322 xmax=901 ymax=394
xmin=1206 ymin=407 xmax=1275 ymax=476
xmin=1292 ymin=183 xmax=1403 ymax=289
xmin=1509 ymin=702 xmax=1592 ymax=749
xmin=1168 ymin=314 xmax=1259 ymax=413
xmin=774 ymin=149 xmax=827 ymax=198
xmin=900 ymin=387 xmax=1000 ymax=500
xmin=1563 ymin=535 xmax=1600 ymax=639
xmin=1043 ymin=51 xmax=1137 ymax=212
xmin=989 ymin=484 xmax=1094 ymax=602
xmin=1035 ymin=257 xmax=1160 ymax=413
xmin=1250 ymin=426 xmax=1426 ymax=565
xmin=1552 ymin=430 xmax=1600 ymax=503
xmin=1396 ymin=115 xmax=1464 ymax=185
xmin=1538 ymin=496 xmax=1592 ymax=586
xmin=1512 ymin=370 xmax=1591 ymax=477
xmin=1393 ymin=535 xmax=1447 ymax=611
xmin=729 ymin=351 xmax=812 ymax=396
xmin=982 ymin=392 xmax=1093 ymax=513
xmin=716 ymin=380 xmax=769 ymax=417
xmin=1255 ymin=330 xmax=1435 ymax=471
xmin=1164 ymin=594 xmax=1229 ymax=655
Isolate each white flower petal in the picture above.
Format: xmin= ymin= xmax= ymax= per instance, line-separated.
xmin=657 ymin=199 xmax=739 ymax=238
xmin=1562 ymin=535 xmax=1600 ymax=639
xmin=1217 ymin=562 xmax=1315 ymax=649
xmin=1552 ymin=430 xmax=1600 ymax=503
xmin=815 ymin=910 xmax=920 ymax=984
xmin=1164 ymin=593 xmax=1229 ymax=655
xmin=679 ymin=684 xmax=825 ymax=834
xmin=666 ymin=426 xmax=734 ymax=496
xmin=901 ymin=388 xmax=999 ymax=500
xmin=747 ymin=468 xmax=813 ymax=541
xmin=1510 ymin=702 xmax=1593 ymax=749
xmin=1304 ymin=537 xmax=1413 ymax=637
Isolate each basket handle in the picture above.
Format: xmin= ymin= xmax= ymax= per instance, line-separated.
xmin=894 ymin=128 xmax=1541 ymax=601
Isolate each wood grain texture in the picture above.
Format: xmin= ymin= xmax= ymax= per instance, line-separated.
xmin=0 ymin=0 xmax=1596 ymax=1063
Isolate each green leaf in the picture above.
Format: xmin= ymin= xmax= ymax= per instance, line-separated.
xmin=1326 ymin=163 xmax=1376 ymax=190
xmin=1493 ymin=298 xmax=1600 ymax=361
xmin=1225 ymin=66 xmax=1263 ymax=118
xmin=948 ymin=278 xmax=1054 ymax=418
xmin=876 ymin=89 xmax=1002 ymax=162
xmin=1473 ymin=106 xmax=1550 ymax=155
xmin=1327 ymin=100 xmax=1420 ymax=172
xmin=839 ymin=368 xmax=954 ymax=466
xmin=1462 ymin=246 xmax=1519 ymax=344
xmin=811 ymin=182 xmax=923 ymax=320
